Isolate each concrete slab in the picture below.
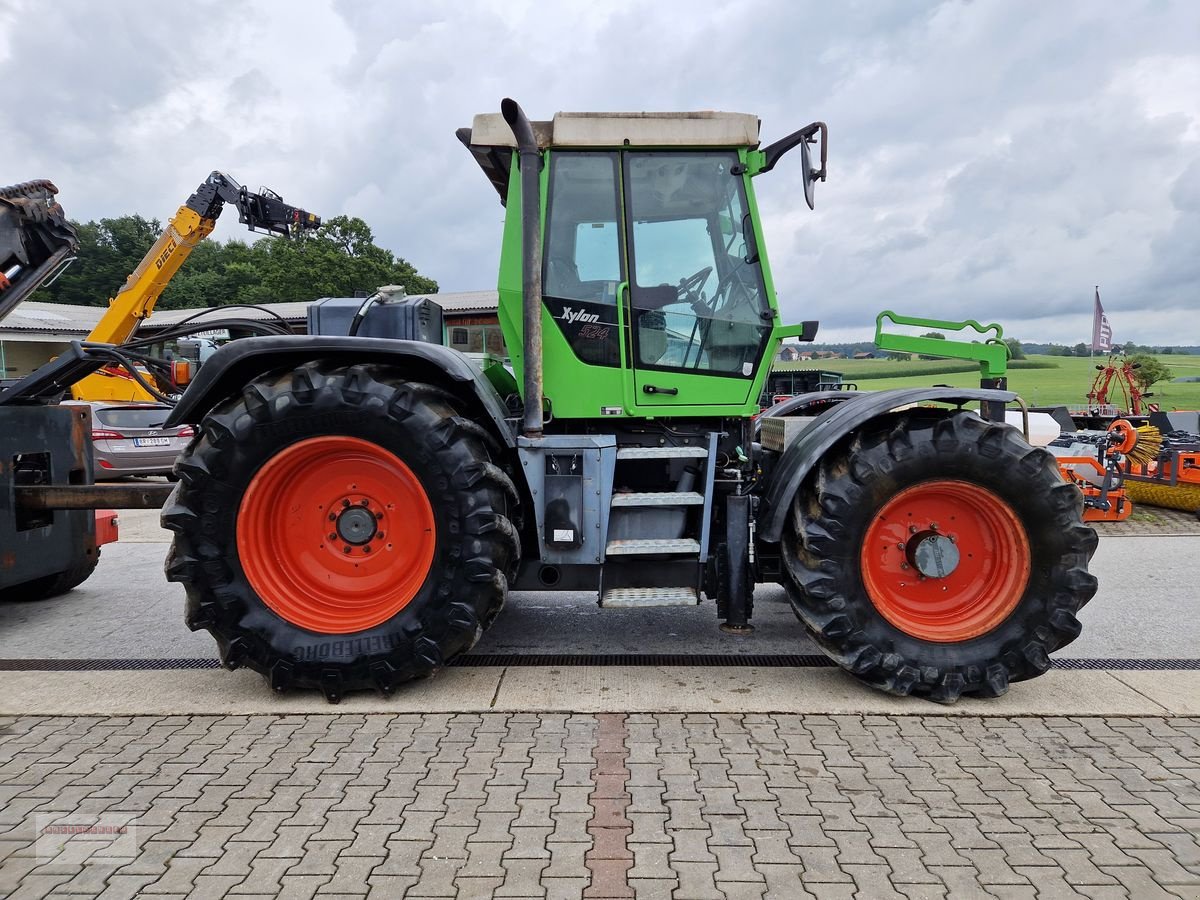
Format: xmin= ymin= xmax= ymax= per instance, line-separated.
xmin=0 ymin=666 xmax=503 ymax=716
xmin=1112 ymin=670 xmax=1200 ymax=715
xmin=3 ymin=665 xmax=1193 ymax=717
xmin=491 ymin=666 xmax=1178 ymax=716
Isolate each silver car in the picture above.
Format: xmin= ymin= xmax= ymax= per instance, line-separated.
xmin=71 ymin=402 xmax=193 ymax=479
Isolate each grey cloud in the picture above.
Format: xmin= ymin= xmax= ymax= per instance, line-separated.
xmin=1 ymin=0 xmax=1197 ymax=344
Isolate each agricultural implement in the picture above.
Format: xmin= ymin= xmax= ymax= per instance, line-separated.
xmin=1052 ymin=419 xmax=1162 ymax=523
xmin=1122 ymin=427 xmax=1200 ymax=518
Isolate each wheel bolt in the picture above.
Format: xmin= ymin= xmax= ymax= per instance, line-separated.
xmin=375 ymin=512 xmax=384 ymax=520
xmin=328 ymin=533 xmax=337 ymax=541
xmin=343 ymin=546 xmax=352 ymax=554
xmin=328 ymin=513 xmax=336 ymax=522
xmin=896 ymin=542 xmax=905 ymax=550
xmin=363 ymin=545 xmax=371 ymax=553
xmin=361 ymin=499 xmax=370 ymax=507
xmin=376 ymin=532 xmax=386 ymax=540
xmin=909 ymin=525 xmax=918 ymax=534
xmin=900 ymin=563 xmax=910 ymax=570
xmin=930 ymin=522 xmax=939 ymax=531
xmin=342 ymin=499 xmax=350 ymax=508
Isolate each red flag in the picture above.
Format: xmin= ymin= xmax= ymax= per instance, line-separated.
xmin=1091 ymin=286 xmax=1113 ymax=351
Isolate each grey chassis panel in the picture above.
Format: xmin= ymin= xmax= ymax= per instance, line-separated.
xmin=758 ymin=387 xmax=1017 ymax=544
xmin=0 ymin=404 xmax=97 ymax=590
xmin=165 ymin=335 xmax=516 ymax=447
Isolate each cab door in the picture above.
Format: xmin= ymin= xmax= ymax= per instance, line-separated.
xmin=621 ymin=151 xmax=773 ymax=410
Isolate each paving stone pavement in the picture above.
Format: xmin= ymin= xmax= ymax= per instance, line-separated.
xmin=1 ymin=713 xmax=1199 ymax=899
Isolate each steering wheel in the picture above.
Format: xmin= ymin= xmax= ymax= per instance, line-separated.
xmin=677 ymin=266 xmax=713 ymax=305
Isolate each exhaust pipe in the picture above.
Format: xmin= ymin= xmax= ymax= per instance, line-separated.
xmin=501 ymin=98 xmax=544 ymax=438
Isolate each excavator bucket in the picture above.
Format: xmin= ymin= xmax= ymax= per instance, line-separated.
xmin=0 ymin=180 xmax=78 ymax=322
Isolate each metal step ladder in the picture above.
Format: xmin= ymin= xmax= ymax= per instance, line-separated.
xmin=599 ymin=438 xmax=717 ymax=608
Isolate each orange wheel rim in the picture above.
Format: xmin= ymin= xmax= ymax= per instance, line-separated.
xmin=859 ymin=479 xmax=1030 ymax=642
xmin=236 ymin=436 xmax=436 ymax=634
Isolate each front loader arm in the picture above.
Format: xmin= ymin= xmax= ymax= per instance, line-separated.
xmin=0 ymin=180 xmax=78 ymax=323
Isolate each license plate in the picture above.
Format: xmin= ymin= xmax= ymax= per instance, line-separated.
xmin=133 ymin=437 xmax=171 ymax=447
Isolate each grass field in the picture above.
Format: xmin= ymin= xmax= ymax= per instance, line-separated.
xmin=776 ymin=354 xmax=1200 ymax=409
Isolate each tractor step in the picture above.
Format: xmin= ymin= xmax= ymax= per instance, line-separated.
xmin=616 ymin=446 xmax=709 ymax=459
xmin=611 ymin=491 xmax=704 ymax=507
xmin=600 ymin=586 xmax=699 ymax=608
xmin=606 ymin=538 xmax=701 ymax=556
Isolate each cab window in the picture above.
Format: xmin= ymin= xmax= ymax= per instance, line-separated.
xmin=625 ymin=152 xmax=770 ymax=377
xmin=542 ymin=152 xmax=622 ymax=367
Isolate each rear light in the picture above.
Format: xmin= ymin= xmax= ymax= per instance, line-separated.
xmin=98 ymin=459 xmax=114 ymax=469
xmin=177 ymin=426 xmax=196 ymax=439
xmin=92 ymin=429 xmax=124 ymax=440
xmin=171 ymin=359 xmax=192 ymax=386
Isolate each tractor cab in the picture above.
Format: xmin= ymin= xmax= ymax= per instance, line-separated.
xmin=461 ymin=111 xmax=821 ymax=420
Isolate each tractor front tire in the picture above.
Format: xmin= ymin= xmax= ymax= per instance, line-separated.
xmin=163 ymin=363 xmax=520 ymax=702
xmin=783 ymin=411 xmax=1098 ymax=702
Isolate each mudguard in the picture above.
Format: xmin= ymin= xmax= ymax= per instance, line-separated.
xmin=758 ymin=387 xmax=1016 ymax=543
xmin=165 ymin=335 xmax=516 ymax=447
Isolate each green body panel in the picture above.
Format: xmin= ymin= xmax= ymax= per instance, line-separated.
xmin=874 ymin=310 xmax=1009 ymax=380
xmin=497 ymin=147 xmax=801 ymax=420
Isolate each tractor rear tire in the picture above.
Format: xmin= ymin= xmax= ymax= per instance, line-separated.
xmin=162 ymin=362 xmax=520 ymax=702
xmin=782 ymin=411 xmax=1098 ymax=702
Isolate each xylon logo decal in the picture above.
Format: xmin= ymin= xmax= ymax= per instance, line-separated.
xmin=560 ymin=307 xmax=600 ymax=325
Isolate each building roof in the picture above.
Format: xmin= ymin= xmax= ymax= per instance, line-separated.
xmin=0 ymin=302 xmax=103 ymax=342
xmin=0 ymin=291 xmax=501 ymax=341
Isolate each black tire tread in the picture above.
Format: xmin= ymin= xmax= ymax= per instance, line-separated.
xmin=782 ymin=411 xmax=1098 ymax=702
xmin=163 ymin=362 xmax=519 ymax=702
xmin=0 ymin=552 xmax=100 ymax=603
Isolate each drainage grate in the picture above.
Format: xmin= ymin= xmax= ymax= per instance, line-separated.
xmin=0 ymin=655 xmax=1198 ymax=672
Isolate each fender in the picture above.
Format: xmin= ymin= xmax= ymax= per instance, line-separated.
xmin=165 ymin=335 xmax=516 ymax=447
xmin=758 ymin=387 xmax=1016 ymax=543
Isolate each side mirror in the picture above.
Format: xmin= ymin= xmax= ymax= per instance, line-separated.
xmin=756 ymin=121 xmax=828 ymax=210
xmin=801 ymin=139 xmax=816 ymax=210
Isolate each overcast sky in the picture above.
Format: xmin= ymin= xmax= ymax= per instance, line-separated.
xmin=2 ymin=0 xmax=1197 ymax=344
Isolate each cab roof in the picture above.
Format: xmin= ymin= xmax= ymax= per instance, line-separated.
xmin=458 ymin=110 xmax=760 ymax=203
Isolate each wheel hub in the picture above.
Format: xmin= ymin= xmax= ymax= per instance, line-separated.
xmin=907 ymin=531 xmax=959 ymax=578
xmin=336 ymin=505 xmax=378 ymax=545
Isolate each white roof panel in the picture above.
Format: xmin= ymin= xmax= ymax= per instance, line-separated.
xmin=471 ymin=111 xmax=760 ymax=149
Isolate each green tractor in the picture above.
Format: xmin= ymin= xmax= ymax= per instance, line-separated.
xmin=162 ymin=100 xmax=1097 ymax=703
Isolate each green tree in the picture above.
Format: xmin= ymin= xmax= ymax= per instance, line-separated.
xmin=1128 ymin=354 xmax=1173 ymax=392
xmin=1073 ymin=342 xmax=1090 ymax=357
xmin=41 ymin=215 xmax=161 ymax=306
xmin=36 ymin=213 xmax=437 ymax=312
xmin=1003 ymin=338 xmax=1026 ymax=360
xmin=238 ymin=216 xmax=437 ymax=304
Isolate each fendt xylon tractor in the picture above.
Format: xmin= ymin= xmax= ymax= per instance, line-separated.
xmin=161 ymin=100 xmax=1098 ymax=703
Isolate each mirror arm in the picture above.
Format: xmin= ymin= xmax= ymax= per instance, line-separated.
xmin=754 ymin=121 xmax=828 ymax=178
